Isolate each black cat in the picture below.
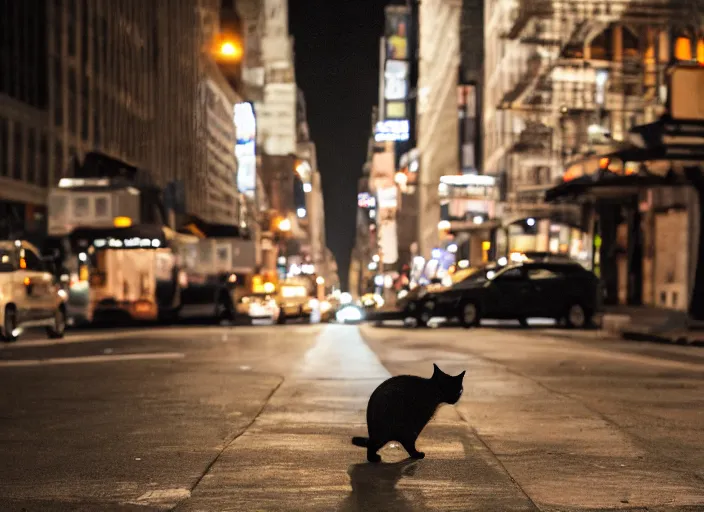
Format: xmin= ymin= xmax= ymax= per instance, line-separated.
xmin=352 ymin=364 xmax=465 ymax=462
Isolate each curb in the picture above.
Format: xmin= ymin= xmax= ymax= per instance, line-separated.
xmin=621 ymin=330 xmax=704 ymax=347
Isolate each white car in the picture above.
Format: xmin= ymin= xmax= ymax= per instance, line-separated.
xmin=0 ymin=241 xmax=67 ymax=342
xmin=235 ymin=293 xmax=280 ymax=323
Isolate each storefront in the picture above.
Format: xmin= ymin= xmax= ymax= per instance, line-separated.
xmin=546 ymin=146 xmax=701 ymax=317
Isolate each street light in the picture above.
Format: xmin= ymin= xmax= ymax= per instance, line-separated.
xmin=218 ymin=40 xmax=243 ymax=60
xmin=316 ymin=276 xmax=325 ymax=285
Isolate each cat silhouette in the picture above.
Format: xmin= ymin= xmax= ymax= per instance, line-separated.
xmin=352 ymin=364 xmax=465 ymax=462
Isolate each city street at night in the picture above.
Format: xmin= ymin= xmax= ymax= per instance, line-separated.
xmin=1 ymin=323 xmax=702 ymax=511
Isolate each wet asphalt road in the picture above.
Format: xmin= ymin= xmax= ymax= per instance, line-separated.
xmin=0 ymin=322 xmax=702 ymax=511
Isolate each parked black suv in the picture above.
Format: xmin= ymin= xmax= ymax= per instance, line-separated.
xmin=418 ymin=261 xmax=600 ymax=328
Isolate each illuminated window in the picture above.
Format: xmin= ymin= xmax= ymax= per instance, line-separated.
xmin=675 ymin=36 xmax=693 ymax=61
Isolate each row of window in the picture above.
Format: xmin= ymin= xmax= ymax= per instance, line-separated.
xmin=0 ymin=118 xmax=60 ymax=187
xmin=0 ymin=0 xmax=49 ymax=109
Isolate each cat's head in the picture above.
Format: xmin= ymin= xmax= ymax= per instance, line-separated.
xmin=432 ymin=364 xmax=465 ymax=404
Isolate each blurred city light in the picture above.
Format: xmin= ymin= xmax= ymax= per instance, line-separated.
xmin=113 ymin=216 xmax=132 ymax=228
xmin=218 ymin=40 xmax=243 ymax=60
xmin=277 ymin=218 xmax=292 ymax=232
xmin=336 ymin=305 xmax=363 ymax=323
xmin=526 ymin=217 xmax=536 ymax=227
xmin=303 ymin=183 xmax=312 ymax=193
xmin=297 ymin=207 xmax=307 ymax=218
xmin=675 ymin=36 xmax=692 ymax=61
xmin=316 ymin=276 xmax=325 ymax=285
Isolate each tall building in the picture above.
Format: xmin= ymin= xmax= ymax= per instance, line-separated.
xmin=416 ymin=0 xmax=462 ymax=259
xmin=0 ymin=0 xmax=50 ymax=242
xmin=0 ymin=0 xmax=247 ymax=243
xmin=482 ymin=0 xmax=700 ymax=261
xmin=199 ymin=57 xmax=243 ymax=226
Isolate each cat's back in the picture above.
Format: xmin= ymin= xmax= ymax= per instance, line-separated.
xmin=369 ymin=375 xmax=430 ymax=404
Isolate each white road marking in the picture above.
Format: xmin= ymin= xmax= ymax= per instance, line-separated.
xmin=0 ymin=327 xmax=248 ymax=350
xmin=0 ymin=352 xmax=185 ymax=368
xmin=0 ymin=330 xmax=149 ymax=349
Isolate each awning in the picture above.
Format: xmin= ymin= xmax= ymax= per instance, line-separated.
xmin=546 ymin=171 xmax=688 ymax=202
xmin=448 ymin=219 xmax=501 ymax=234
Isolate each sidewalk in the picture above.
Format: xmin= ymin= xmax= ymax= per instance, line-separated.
xmin=600 ymin=305 xmax=704 ymax=346
xmin=175 ymin=325 xmax=537 ymax=512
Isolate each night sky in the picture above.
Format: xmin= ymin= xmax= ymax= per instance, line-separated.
xmin=289 ymin=0 xmax=386 ymax=289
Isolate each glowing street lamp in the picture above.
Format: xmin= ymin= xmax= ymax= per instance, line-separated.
xmin=216 ymin=39 xmax=243 ymax=61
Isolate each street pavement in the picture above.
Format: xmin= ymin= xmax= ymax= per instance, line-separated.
xmin=0 ymin=322 xmax=702 ymax=511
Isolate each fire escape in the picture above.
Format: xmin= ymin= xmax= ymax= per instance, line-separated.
xmin=497 ymin=0 xmax=696 ymax=224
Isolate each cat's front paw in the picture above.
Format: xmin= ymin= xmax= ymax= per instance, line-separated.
xmin=411 ymin=451 xmax=425 ymax=459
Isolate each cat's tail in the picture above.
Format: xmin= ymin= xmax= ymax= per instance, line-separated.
xmin=351 ymin=436 xmax=369 ymax=448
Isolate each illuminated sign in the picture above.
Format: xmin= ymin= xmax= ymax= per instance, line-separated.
xmin=385 ymin=60 xmax=409 ymax=101
xmin=440 ymin=174 xmax=495 ymax=187
xmin=92 ymin=237 xmax=162 ymax=249
xmin=377 ymin=187 xmax=398 ymax=209
xmin=385 ymin=101 xmax=407 ymax=120
xmin=374 ymin=120 xmax=410 ymax=142
xmin=357 ymin=193 xmax=376 ymax=209
xmin=385 ymin=7 xmax=409 ymax=60
xmin=234 ymin=102 xmax=257 ymax=197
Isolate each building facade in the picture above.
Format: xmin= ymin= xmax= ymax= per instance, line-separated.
xmin=483 ymin=0 xmax=701 ymax=262
xmin=199 ymin=59 xmax=242 ymax=226
xmin=0 ymin=0 xmax=248 ymax=242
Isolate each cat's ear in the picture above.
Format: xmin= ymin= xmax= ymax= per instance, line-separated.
xmin=457 ymin=370 xmax=466 ymax=379
xmin=432 ymin=363 xmax=440 ymax=377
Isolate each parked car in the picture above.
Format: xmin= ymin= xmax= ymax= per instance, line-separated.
xmin=417 ymin=261 xmax=600 ymax=329
xmin=369 ymin=264 xmax=500 ymax=327
xmin=0 ymin=240 xmax=67 ymax=342
xmin=407 ymin=263 xmax=501 ymax=326
xmin=235 ymin=292 xmax=280 ymax=324
xmin=276 ymin=281 xmax=313 ymax=324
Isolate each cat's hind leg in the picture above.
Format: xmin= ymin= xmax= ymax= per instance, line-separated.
xmin=400 ymin=436 xmax=425 ymax=459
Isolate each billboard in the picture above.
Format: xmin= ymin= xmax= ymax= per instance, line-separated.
xmin=377 ymin=187 xmax=398 ymax=209
xmin=234 ymin=102 xmax=256 ymax=197
xmin=385 ymin=101 xmax=407 ymax=120
xmin=375 ymin=120 xmax=410 ymax=142
xmin=258 ymin=82 xmax=297 ymax=156
xmin=385 ymin=60 xmax=409 ymax=101
xmin=357 ymin=192 xmax=376 ymax=209
xmin=384 ymin=7 xmax=409 ymax=60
